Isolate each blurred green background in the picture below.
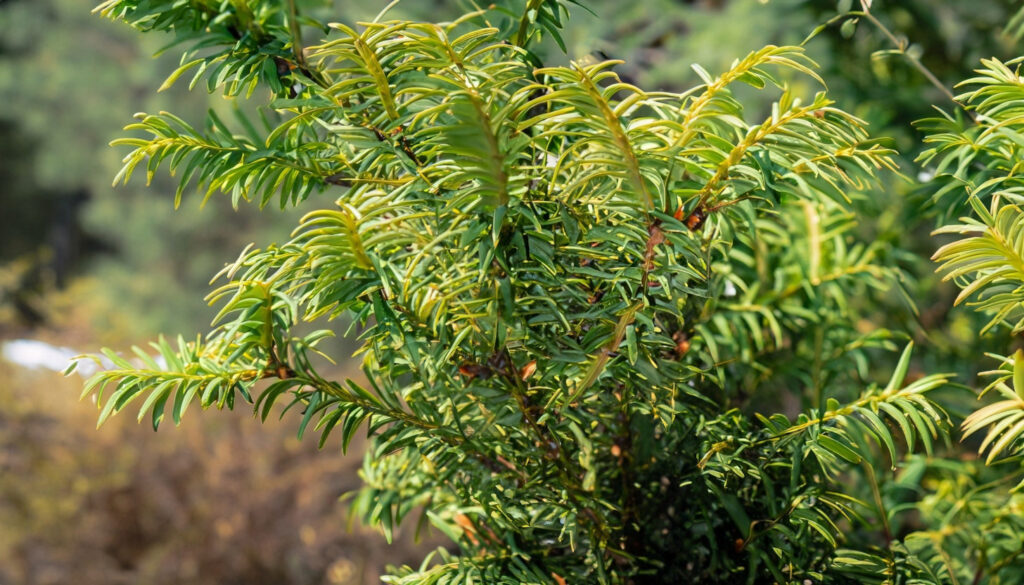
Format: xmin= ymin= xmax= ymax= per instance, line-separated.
xmin=1 ymin=0 xmax=1022 ymax=583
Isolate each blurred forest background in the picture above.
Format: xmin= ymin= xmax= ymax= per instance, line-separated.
xmin=2 ymin=0 xmax=1023 ymax=583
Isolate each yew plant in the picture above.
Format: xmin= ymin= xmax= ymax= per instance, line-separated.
xmin=902 ymin=56 xmax=1024 ymax=584
xmin=79 ymin=1 xmax=960 ymax=583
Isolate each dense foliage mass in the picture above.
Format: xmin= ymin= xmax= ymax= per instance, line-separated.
xmin=68 ymin=0 xmax=1024 ymax=583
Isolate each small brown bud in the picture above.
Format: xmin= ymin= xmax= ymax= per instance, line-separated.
xmin=519 ymin=360 xmax=537 ymax=381
xmin=673 ymin=331 xmax=691 ymax=359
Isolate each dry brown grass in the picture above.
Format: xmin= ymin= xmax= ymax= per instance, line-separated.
xmin=0 ymin=361 xmax=437 ymax=585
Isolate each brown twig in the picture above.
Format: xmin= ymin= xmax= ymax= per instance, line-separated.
xmin=853 ymin=1 xmax=973 ymax=121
